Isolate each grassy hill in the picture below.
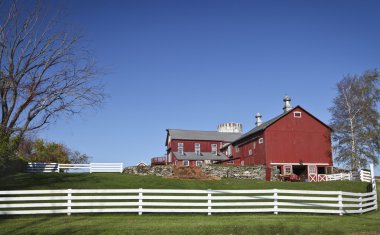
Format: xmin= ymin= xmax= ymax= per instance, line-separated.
xmin=0 ymin=172 xmax=371 ymax=192
xmin=0 ymin=173 xmax=378 ymax=235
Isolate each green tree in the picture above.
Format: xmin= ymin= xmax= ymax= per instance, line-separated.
xmin=329 ymin=69 xmax=380 ymax=171
xmin=18 ymin=137 xmax=91 ymax=164
xmin=29 ymin=139 xmax=70 ymax=163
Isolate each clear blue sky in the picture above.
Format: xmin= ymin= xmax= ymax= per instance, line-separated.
xmin=38 ymin=0 xmax=380 ymax=174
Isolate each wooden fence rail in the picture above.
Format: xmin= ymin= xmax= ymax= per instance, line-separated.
xmin=325 ymin=170 xmax=372 ymax=182
xmin=25 ymin=163 xmax=123 ymax=173
xmin=0 ymin=188 xmax=377 ymax=216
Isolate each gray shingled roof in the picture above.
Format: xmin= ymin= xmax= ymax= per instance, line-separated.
xmin=173 ymin=152 xmax=229 ymax=161
xmin=167 ymin=129 xmax=242 ymax=142
xmin=231 ymin=108 xmax=294 ymax=144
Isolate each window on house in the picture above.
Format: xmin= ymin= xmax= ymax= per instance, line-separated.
xmin=195 ymin=143 xmax=201 ymax=156
xmin=178 ymin=143 xmax=184 ymax=155
xmin=253 ymin=141 xmax=256 ymax=149
xmin=183 ymin=160 xmax=189 ymax=166
xmin=248 ymin=149 xmax=252 ymax=156
xmin=211 ymin=144 xmax=217 ymax=155
xmin=227 ymin=146 xmax=231 ymax=156
xmin=284 ymin=165 xmax=292 ymax=175
xmin=309 ymin=165 xmax=317 ymax=174
xmin=259 ymin=138 xmax=264 ymax=144
xmin=294 ymin=111 xmax=302 ymax=118
xmin=196 ymin=160 xmax=203 ymax=166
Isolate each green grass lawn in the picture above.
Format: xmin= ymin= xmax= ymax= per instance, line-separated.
xmin=0 ymin=172 xmax=371 ymax=192
xmin=0 ymin=173 xmax=378 ymax=235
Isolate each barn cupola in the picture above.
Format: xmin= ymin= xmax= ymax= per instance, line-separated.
xmin=255 ymin=113 xmax=263 ymax=126
xmin=283 ymin=96 xmax=292 ymax=112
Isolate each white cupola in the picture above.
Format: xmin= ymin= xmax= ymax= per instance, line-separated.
xmin=283 ymin=96 xmax=292 ymax=112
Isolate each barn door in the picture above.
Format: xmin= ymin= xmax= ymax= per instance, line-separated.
xmin=308 ymin=165 xmax=317 ymax=182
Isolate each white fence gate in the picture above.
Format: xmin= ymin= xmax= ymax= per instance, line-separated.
xmin=25 ymin=163 xmax=123 ymax=173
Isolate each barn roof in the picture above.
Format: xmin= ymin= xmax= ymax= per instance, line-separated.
xmin=166 ymin=129 xmax=242 ymax=143
xmin=230 ymin=105 xmax=331 ymax=145
xmin=173 ymin=152 xmax=229 ymax=161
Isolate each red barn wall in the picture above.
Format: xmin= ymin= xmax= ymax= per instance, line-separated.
xmin=170 ymin=139 xmax=223 ymax=152
xmin=265 ymin=107 xmax=333 ymax=166
xmin=236 ymin=136 xmax=266 ymax=165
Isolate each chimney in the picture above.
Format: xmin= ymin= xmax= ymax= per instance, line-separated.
xmin=283 ymin=96 xmax=292 ymax=112
xmin=255 ymin=113 xmax=263 ymax=126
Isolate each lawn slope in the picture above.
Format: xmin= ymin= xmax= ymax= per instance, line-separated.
xmin=0 ymin=173 xmax=378 ymax=235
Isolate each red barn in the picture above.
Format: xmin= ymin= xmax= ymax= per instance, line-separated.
xmin=221 ymin=97 xmax=333 ymax=181
xmin=165 ymin=127 xmax=242 ymax=167
xmin=161 ymin=96 xmax=333 ymax=181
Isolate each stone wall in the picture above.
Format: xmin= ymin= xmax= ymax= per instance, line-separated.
xmin=123 ymin=165 xmax=173 ymax=177
xmin=124 ymin=164 xmax=266 ymax=180
xmin=200 ymin=165 xmax=266 ymax=180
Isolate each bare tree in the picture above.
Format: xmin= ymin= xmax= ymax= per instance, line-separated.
xmin=0 ymin=1 xmax=104 ymax=141
xmin=329 ymin=70 xmax=380 ymax=171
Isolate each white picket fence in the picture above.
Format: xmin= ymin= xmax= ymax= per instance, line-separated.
xmin=25 ymin=162 xmax=123 ymax=173
xmin=0 ymin=188 xmax=377 ymax=216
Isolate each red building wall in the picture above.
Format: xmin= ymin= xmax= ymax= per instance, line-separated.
xmin=170 ymin=139 xmax=223 ymax=152
xmin=229 ymin=132 xmax=266 ymax=166
xmin=265 ymin=107 xmax=332 ymax=166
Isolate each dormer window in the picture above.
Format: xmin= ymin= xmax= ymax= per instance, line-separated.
xmin=195 ymin=143 xmax=201 ymax=156
xmin=178 ymin=143 xmax=184 ymax=155
xmin=211 ymin=144 xmax=217 ymax=155
xmin=294 ymin=111 xmax=302 ymax=118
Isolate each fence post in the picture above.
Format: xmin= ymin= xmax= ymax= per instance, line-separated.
xmin=338 ymin=191 xmax=343 ymax=216
xmin=67 ymin=189 xmax=72 ymax=216
xmin=359 ymin=196 xmax=363 ymax=214
xmin=138 ymin=188 xmax=143 ymax=215
xmin=207 ymin=189 xmax=212 ymax=216
xmin=90 ymin=163 xmax=92 ymax=173
xmin=120 ymin=163 xmax=123 ymax=173
xmin=273 ymin=189 xmax=278 ymax=215
xmin=370 ymin=164 xmax=377 ymax=210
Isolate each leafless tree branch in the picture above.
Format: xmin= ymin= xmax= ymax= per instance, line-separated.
xmin=0 ymin=0 xmax=104 ymax=140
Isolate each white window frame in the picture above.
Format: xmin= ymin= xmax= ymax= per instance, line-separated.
xmin=211 ymin=144 xmax=217 ymax=155
xmin=259 ymin=138 xmax=264 ymax=144
xmin=183 ymin=160 xmax=189 ymax=167
xmin=284 ymin=165 xmax=292 ymax=175
xmin=248 ymin=149 xmax=252 ymax=156
xmin=178 ymin=143 xmax=184 ymax=155
xmin=308 ymin=165 xmax=317 ymax=174
xmin=195 ymin=143 xmax=201 ymax=156
xmin=196 ymin=160 xmax=203 ymax=166
xmin=294 ymin=111 xmax=302 ymax=118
